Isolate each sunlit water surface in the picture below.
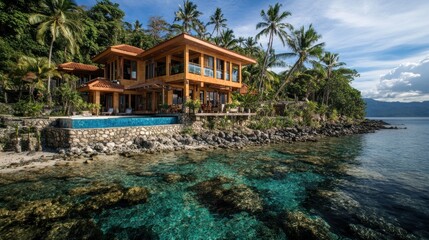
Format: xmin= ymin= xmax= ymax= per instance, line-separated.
xmin=0 ymin=118 xmax=428 ymax=239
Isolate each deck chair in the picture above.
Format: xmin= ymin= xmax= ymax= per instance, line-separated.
xmin=119 ymin=108 xmax=133 ymax=115
xmin=102 ymin=108 xmax=114 ymax=115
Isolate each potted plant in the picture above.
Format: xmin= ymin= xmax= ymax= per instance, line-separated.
xmin=227 ymin=100 xmax=240 ymax=113
xmin=184 ymin=99 xmax=201 ymax=114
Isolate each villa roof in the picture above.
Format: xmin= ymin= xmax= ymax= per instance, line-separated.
xmin=78 ymin=78 xmax=124 ymax=93
xmin=57 ymin=62 xmax=100 ymax=72
xmin=92 ymin=44 xmax=144 ymax=63
xmin=139 ymin=33 xmax=256 ymax=65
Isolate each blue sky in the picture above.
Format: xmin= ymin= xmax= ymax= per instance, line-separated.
xmin=76 ymin=0 xmax=429 ymax=102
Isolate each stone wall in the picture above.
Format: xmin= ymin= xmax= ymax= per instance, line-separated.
xmin=44 ymin=124 xmax=184 ymax=149
xmin=0 ymin=116 xmax=57 ymax=128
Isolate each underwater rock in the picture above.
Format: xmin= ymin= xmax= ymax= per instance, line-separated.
xmin=69 ymin=182 xmax=122 ymax=196
xmin=282 ymin=211 xmax=333 ymax=240
xmin=192 ymin=176 xmax=263 ymax=214
xmin=349 ymin=224 xmax=385 ymax=240
xmin=45 ymin=219 xmax=103 ymax=240
xmin=123 ymin=187 xmax=149 ymax=205
xmin=162 ymin=173 xmax=194 ymax=183
xmin=83 ymin=190 xmax=124 ymax=211
xmin=11 ymin=199 xmax=72 ymax=222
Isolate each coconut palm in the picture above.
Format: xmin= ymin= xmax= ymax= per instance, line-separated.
xmin=29 ymin=0 xmax=81 ymax=105
xmin=17 ymin=56 xmax=57 ymax=102
xmin=174 ymin=0 xmax=203 ymax=34
xmin=255 ymin=3 xmax=292 ymax=95
xmin=214 ymin=29 xmax=238 ymax=49
xmin=243 ymin=37 xmax=260 ymax=57
xmin=274 ymin=24 xmax=325 ymax=99
xmin=317 ymin=52 xmax=345 ymax=104
xmin=207 ymin=7 xmax=227 ymax=38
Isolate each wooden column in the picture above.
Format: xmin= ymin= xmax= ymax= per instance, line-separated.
xmin=128 ymin=94 xmax=132 ymax=108
xmin=113 ymin=92 xmax=119 ymax=113
xmin=151 ymin=91 xmax=156 ymax=112
xmin=213 ymin=57 xmax=217 ymax=79
xmin=184 ymin=46 xmax=189 ymax=79
xmin=227 ymin=91 xmax=232 ymax=103
xmin=239 ymin=63 xmax=242 ymax=83
xmin=184 ymin=80 xmax=190 ymax=113
xmin=192 ymin=84 xmax=198 ymax=100
xmin=223 ymin=61 xmax=227 ymax=80
xmin=199 ymin=53 xmax=204 ymax=76
xmin=229 ymin=62 xmax=233 ymax=81
xmin=93 ymin=91 xmax=100 ymax=115
xmin=166 ymin=55 xmax=171 ymax=76
xmin=167 ymin=90 xmax=173 ymax=105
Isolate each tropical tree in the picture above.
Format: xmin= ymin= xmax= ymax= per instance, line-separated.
xmin=174 ymin=0 xmax=203 ymax=34
xmin=147 ymin=16 xmax=169 ymax=42
xmin=16 ymin=56 xmax=57 ymax=102
xmin=256 ymin=3 xmax=292 ymax=95
xmin=274 ymin=24 xmax=325 ymax=99
xmin=0 ymin=72 xmax=12 ymax=103
xmin=214 ymin=29 xmax=238 ymax=49
xmin=29 ymin=0 xmax=81 ymax=105
xmin=207 ymin=7 xmax=227 ymax=37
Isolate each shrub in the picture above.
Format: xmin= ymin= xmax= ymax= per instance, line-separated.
xmin=0 ymin=103 xmax=13 ymax=115
xmin=13 ymin=100 xmax=43 ymax=117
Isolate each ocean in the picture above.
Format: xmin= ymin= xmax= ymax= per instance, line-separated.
xmin=0 ymin=118 xmax=428 ymax=239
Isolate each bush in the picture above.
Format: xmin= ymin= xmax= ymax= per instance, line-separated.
xmin=0 ymin=103 xmax=13 ymax=115
xmin=13 ymin=100 xmax=43 ymax=117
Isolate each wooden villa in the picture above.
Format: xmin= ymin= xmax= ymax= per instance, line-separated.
xmin=76 ymin=33 xmax=256 ymax=114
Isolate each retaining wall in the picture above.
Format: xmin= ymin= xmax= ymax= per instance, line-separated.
xmin=44 ymin=124 xmax=185 ymax=149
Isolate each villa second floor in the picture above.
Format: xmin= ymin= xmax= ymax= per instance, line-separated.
xmin=91 ymin=33 xmax=256 ymax=90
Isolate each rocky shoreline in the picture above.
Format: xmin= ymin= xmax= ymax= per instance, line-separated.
xmin=0 ymin=119 xmax=393 ymax=171
xmin=66 ymin=119 xmax=392 ymax=156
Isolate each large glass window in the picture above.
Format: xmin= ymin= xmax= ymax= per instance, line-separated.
xmin=146 ymin=62 xmax=155 ymax=79
xmin=216 ymin=59 xmax=224 ymax=79
xmin=204 ymin=55 xmax=214 ymax=77
xmin=232 ymin=64 xmax=239 ymax=82
xmin=225 ymin=62 xmax=230 ymax=80
xmin=173 ymin=90 xmax=183 ymax=104
xmin=124 ymin=60 xmax=137 ymax=80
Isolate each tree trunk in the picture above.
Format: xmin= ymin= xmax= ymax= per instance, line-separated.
xmin=258 ymin=32 xmax=274 ymax=98
xmin=274 ymin=59 xmax=301 ymax=99
xmin=3 ymin=90 xmax=7 ymax=103
xmin=47 ymin=38 xmax=55 ymax=106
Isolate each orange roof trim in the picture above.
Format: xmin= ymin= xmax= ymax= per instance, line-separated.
xmin=92 ymin=44 xmax=144 ymax=63
xmin=58 ymin=62 xmax=100 ymax=72
xmin=78 ymin=78 xmax=124 ymax=92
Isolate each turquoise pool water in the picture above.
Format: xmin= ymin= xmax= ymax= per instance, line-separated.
xmin=58 ymin=116 xmax=178 ymax=129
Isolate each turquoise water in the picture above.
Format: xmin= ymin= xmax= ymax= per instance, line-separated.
xmin=64 ymin=116 xmax=178 ymax=129
xmin=0 ymin=118 xmax=428 ymax=239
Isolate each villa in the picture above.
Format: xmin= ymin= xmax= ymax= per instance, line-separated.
xmin=76 ymin=33 xmax=256 ymax=114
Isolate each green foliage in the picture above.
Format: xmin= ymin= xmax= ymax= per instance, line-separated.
xmin=184 ymin=99 xmax=201 ymax=110
xmin=0 ymin=103 xmax=13 ymax=115
xmin=248 ymin=116 xmax=294 ymax=130
xmin=13 ymin=100 xmax=43 ymax=117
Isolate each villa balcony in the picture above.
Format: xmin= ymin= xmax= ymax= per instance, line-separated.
xmin=188 ymin=63 xmax=201 ymax=75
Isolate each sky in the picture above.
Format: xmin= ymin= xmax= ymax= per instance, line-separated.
xmin=76 ymin=0 xmax=429 ymax=102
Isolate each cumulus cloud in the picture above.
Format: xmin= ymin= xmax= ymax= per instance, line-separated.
xmin=365 ymin=57 xmax=429 ymax=102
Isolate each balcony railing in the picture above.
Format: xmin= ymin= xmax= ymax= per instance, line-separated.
xmin=226 ymin=73 xmax=230 ymax=81
xmin=204 ymin=68 xmax=214 ymax=77
xmin=188 ymin=63 xmax=201 ymax=75
xmin=170 ymin=63 xmax=184 ymax=75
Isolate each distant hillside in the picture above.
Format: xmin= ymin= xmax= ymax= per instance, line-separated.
xmin=364 ymin=98 xmax=429 ymax=117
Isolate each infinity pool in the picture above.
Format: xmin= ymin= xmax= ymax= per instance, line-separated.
xmin=57 ymin=116 xmax=179 ymax=129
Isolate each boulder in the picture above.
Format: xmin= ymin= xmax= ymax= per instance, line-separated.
xmin=282 ymin=211 xmax=333 ymax=240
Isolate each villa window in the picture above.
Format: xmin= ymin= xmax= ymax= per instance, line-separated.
xmin=226 ymin=62 xmax=230 ymax=80
xmin=173 ymin=90 xmax=183 ymax=104
xmin=216 ymin=59 xmax=224 ymax=79
xmin=204 ymin=55 xmax=214 ymax=77
xmin=146 ymin=62 xmax=155 ymax=79
xmin=123 ymin=59 xmax=137 ymax=80
xmin=232 ymin=64 xmax=239 ymax=82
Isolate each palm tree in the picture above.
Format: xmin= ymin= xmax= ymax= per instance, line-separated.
xmin=207 ymin=7 xmax=227 ymax=37
xmin=214 ymin=29 xmax=238 ymax=49
xmin=29 ymin=0 xmax=81 ymax=105
xmin=174 ymin=0 xmax=203 ymax=34
xmin=256 ymin=3 xmax=292 ymax=95
xmin=17 ymin=56 xmax=57 ymax=102
xmin=147 ymin=16 xmax=169 ymax=42
xmin=0 ymin=73 xmax=12 ymax=103
xmin=274 ymin=24 xmax=325 ymax=99
xmin=243 ymin=37 xmax=260 ymax=57
xmin=318 ymin=52 xmax=345 ymax=104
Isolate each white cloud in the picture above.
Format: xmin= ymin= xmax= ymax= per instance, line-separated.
xmin=365 ymin=57 xmax=429 ymax=102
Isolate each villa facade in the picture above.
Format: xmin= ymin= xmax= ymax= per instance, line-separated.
xmin=77 ymin=33 xmax=256 ymax=114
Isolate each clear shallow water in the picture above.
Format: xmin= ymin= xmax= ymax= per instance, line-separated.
xmin=0 ymin=118 xmax=428 ymax=239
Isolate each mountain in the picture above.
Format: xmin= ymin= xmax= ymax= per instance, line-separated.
xmin=364 ymin=98 xmax=429 ymax=117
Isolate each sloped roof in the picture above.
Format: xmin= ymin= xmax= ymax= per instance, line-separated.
xmin=58 ymin=62 xmax=100 ymax=72
xmin=92 ymin=44 xmax=144 ymax=63
xmin=111 ymin=44 xmax=144 ymax=55
xmin=78 ymin=78 xmax=124 ymax=92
